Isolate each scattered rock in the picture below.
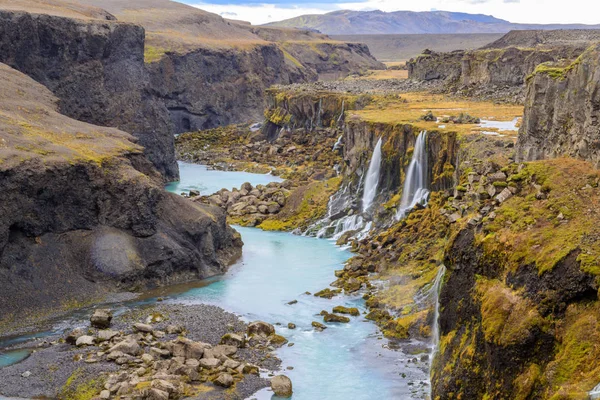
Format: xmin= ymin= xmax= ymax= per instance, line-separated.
xmin=214 ymin=373 xmax=234 ymax=388
xmin=97 ymin=330 xmax=119 ymax=342
xmin=109 ymin=338 xmax=141 ymax=356
xmin=76 ymin=335 xmax=95 ymax=347
xmin=332 ymin=306 xmax=360 ymax=316
xmin=322 ymin=312 xmax=350 ymax=323
xmin=220 ymin=333 xmax=246 ymax=348
xmin=312 ymin=321 xmax=327 ymax=331
xmin=247 ymin=321 xmax=275 ymax=337
xmin=133 ymin=323 xmax=154 ymax=333
xmin=271 ymin=375 xmax=293 ymax=397
xmin=287 ymin=323 xmax=296 ymax=329
xmin=90 ymin=309 xmax=112 ymax=329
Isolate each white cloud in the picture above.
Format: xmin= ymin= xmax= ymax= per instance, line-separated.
xmin=191 ymin=0 xmax=600 ymax=26
xmin=191 ymin=3 xmax=336 ymax=25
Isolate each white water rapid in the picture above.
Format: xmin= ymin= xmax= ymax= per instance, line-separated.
xmin=396 ymin=131 xmax=430 ymax=220
xmin=361 ymin=137 xmax=383 ymax=213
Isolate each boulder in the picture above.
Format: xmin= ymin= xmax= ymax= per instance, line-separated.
xmin=97 ymin=330 xmax=119 ymax=342
xmin=214 ymin=373 xmax=234 ymax=388
xmin=199 ymin=358 xmax=221 ymax=369
xmin=151 ymin=380 xmax=176 ymax=394
xmin=90 ymin=309 xmax=112 ymax=329
xmin=332 ymin=306 xmax=360 ymax=316
xmin=247 ymin=321 xmax=275 ymax=337
xmin=109 ymin=338 xmax=142 ymax=356
xmin=76 ymin=335 xmax=95 ymax=347
xmin=65 ymin=328 xmax=85 ymax=345
xmin=220 ymin=333 xmax=246 ymax=348
xmin=147 ymin=389 xmax=169 ymax=400
xmin=205 ymin=344 xmax=237 ymax=359
xmin=271 ymin=375 xmax=293 ymax=397
xmin=133 ymin=323 xmax=154 ymax=333
xmin=322 ymin=312 xmax=350 ymax=323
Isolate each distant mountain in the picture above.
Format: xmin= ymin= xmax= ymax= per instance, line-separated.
xmin=265 ymin=10 xmax=600 ymax=35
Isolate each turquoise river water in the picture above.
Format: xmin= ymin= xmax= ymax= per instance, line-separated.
xmin=0 ymin=161 xmax=430 ymax=399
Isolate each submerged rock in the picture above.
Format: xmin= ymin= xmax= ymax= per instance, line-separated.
xmin=322 ymin=312 xmax=350 ymax=323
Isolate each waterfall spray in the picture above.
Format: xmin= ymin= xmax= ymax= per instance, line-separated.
xmin=396 ymin=131 xmax=430 ymax=220
xmin=362 ymin=137 xmax=383 ymax=213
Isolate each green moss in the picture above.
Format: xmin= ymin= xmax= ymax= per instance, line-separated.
xmin=482 ymin=159 xmax=600 ymax=274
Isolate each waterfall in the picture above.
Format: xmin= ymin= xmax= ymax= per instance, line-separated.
xmin=429 ymin=264 xmax=446 ymax=391
xmin=333 ymin=135 xmax=343 ymax=151
xmin=396 ymin=131 xmax=430 ymax=220
xmin=361 ymin=137 xmax=383 ymax=213
xmin=337 ymin=100 xmax=346 ymax=124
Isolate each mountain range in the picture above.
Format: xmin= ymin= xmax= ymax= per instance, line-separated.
xmin=265 ymin=10 xmax=600 ymax=35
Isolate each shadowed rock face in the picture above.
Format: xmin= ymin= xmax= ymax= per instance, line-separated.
xmin=0 ymin=62 xmax=242 ymax=326
xmin=0 ymin=10 xmax=179 ymax=180
xmin=148 ymin=44 xmax=308 ymax=134
xmin=516 ymin=44 xmax=600 ymax=166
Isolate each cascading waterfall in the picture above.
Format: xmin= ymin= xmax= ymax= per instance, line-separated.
xmin=430 ymin=265 xmax=446 ymax=362
xmin=361 ymin=137 xmax=383 ymax=213
xmin=396 ymin=131 xmax=430 ymax=220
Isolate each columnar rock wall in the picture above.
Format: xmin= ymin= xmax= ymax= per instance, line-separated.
xmin=516 ymin=44 xmax=600 ymax=166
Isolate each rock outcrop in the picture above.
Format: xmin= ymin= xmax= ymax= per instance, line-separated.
xmin=408 ymin=30 xmax=599 ymax=102
xmin=0 ymin=10 xmax=177 ymax=179
xmin=516 ymin=44 xmax=600 ymax=166
xmin=0 ymin=63 xmax=241 ymax=326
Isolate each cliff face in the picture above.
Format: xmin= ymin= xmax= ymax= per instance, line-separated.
xmin=408 ymin=33 xmax=593 ymax=102
xmin=149 ymin=44 xmax=308 ymax=134
xmin=0 ymin=10 xmax=178 ymax=180
xmin=433 ymin=159 xmax=600 ymax=399
xmin=0 ymin=62 xmax=241 ymax=325
xmin=407 ymin=49 xmax=464 ymax=81
xmin=516 ymin=44 xmax=600 ymax=166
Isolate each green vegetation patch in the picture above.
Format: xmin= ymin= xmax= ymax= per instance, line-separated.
xmin=481 ymin=159 xmax=600 ymax=275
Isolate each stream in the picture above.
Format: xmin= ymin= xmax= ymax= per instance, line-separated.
xmin=0 ymin=161 xmax=430 ymax=399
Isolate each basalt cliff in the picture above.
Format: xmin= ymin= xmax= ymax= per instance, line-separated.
xmin=0 ymin=62 xmax=242 ymax=328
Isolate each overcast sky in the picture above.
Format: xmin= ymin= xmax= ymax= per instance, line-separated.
xmin=183 ymin=0 xmax=600 ymax=26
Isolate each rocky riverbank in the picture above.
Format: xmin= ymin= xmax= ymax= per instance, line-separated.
xmin=0 ymin=304 xmax=290 ymax=400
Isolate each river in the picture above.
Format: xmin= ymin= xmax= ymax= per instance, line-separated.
xmin=0 ymin=161 xmax=430 ymax=399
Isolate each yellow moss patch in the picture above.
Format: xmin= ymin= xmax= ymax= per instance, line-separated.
xmin=476 ymin=278 xmax=546 ymax=346
xmin=541 ymin=303 xmax=600 ymax=398
xmin=60 ymin=369 xmax=104 ymax=400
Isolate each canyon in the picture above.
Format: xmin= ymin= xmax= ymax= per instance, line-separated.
xmin=2 ymin=2 xmax=600 ymax=400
